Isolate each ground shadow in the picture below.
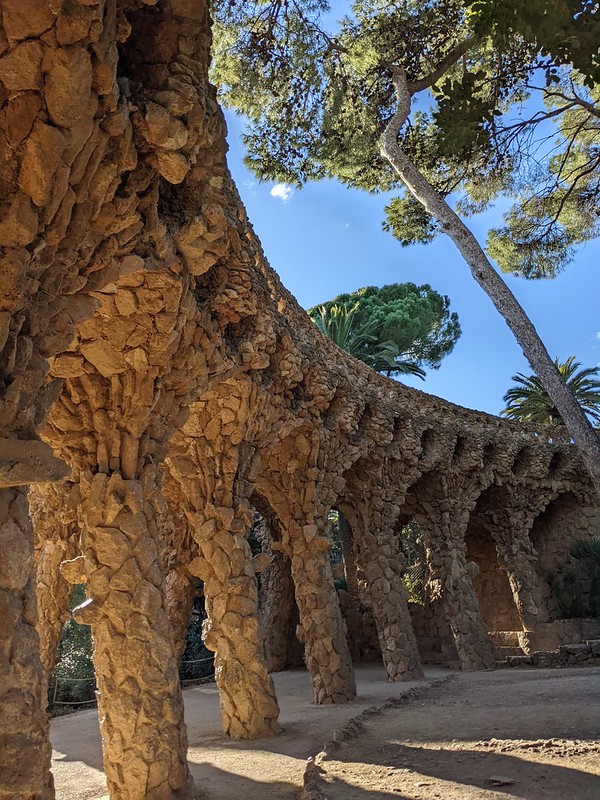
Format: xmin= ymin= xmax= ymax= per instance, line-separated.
xmin=189 ymin=762 xmax=406 ymax=800
xmin=329 ymin=741 xmax=600 ymax=799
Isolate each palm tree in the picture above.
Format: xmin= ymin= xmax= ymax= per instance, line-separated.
xmin=501 ymin=357 xmax=600 ymax=426
xmin=313 ymin=303 xmax=426 ymax=379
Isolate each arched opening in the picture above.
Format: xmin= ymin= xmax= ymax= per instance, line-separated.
xmin=248 ymin=493 xmax=303 ymax=672
xmin=395 ymin=513 xmax=459 ymax=668
xmin=512 ymin=446 xmax=533 ymax=477
xmin=332 ymin=503 xmax=383 ymax=665
xmin=530 ymin=491 xmax=585 ymax=574
xmin=451 ymin=435 xmax=468 ymax=468
xmin=548 ymin=450 xmax=567 ymax=479
xmin=530 ymin=492 xmax=599 ymax=621
xmin=465 ymin=517 xmax=522 ymax=632
xmin=418 ymin=428 xmax=436 ymax=461
xmin=352 ymin=401 xmax=375 ymax=444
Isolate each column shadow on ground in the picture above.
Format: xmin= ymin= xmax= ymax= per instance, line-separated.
xmin=328 ymin=741 xmax=600 ymax=799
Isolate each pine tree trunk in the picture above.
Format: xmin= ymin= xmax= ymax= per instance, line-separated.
xmin=381 ymin=67 xmax=600 ymax=499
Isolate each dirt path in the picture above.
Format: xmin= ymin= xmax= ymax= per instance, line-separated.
xmin=319 ymin=667 xmax=600 ymax=800
xmin=50 ymin=665 xmax=449 ymax=799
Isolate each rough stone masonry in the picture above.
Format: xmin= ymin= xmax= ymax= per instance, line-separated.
xmin=0 ymin=1 xmax=598 ymax=799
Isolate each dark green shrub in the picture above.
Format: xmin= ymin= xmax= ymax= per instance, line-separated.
xmin=178 ymin=596 xmax=214 ymax=685
xmin=547 ymin=537 xmax=600 ymax=619
xmin=49 ymin=585 xmax=96 ymax=715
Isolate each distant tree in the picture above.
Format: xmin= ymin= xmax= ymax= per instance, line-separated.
xmin=308 ymin=283 xmax=460 ymax=379
xmin=501 ymin=356 xmax=600 ymax=426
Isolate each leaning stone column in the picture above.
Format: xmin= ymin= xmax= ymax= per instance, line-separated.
xmin=489 ymin=515 xmax=550 ymax=629
xmin=30 ymin=480 xmax=81 ymax=674
xmin=287 ymin=517 xmax=356 ymax=704
xmin=257 ymin=446 xmax=356 ymax=705
xmin=0 ymin=486 xmax=55 ymax=800
xmin=167 ymin=379 xmax=281 ymax=740
xmin=184 ymin=503 xmax=281 ymax=739
xmin=254 ymin=517 xmax=297 ymax=672
xmin=77 ymin=472 xmax=193 ymax=799
xmin=421 ymin=502 xmax=495 ymax=670
xmin=351 ymin=504 xmax=423 ymax=682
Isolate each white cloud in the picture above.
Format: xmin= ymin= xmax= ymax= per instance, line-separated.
xmin=270 ymin=183 xmax=293 ymax=202
xmin=595 ymin=331 xmax=600 ymax=340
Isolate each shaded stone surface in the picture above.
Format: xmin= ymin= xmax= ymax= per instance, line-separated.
xmin=0 ymin=1 xmax=599 ymax=799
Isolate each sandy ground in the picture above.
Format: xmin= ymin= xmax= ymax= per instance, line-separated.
xmin=50 ymin=666 xmax=600 ymax=800
xmin=50 ymin=665 xmax=449 ymax=799
xmin=320 ymin=667 xmax=600 ymax=800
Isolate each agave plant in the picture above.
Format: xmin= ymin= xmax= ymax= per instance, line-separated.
xmin=501 ymin=356 xmax=600 ymax=426
xmin=313 ymin=303 xmax=426 ymax=379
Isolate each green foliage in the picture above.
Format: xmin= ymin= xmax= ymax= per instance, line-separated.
xmin=487 ymin=84 xmax=600 ymax=278
xmin=178 ymin=598 xmax=214 ymax=685
xmin=400 ymin=520 xmax=426 ymax=604
xmin=464 ymin=0 xmax=600 ymax=87
xmin=327 ymin=508 xmax=343 ymax=563
xmin=547 ymin=537 xmax=600 ymax=619
xmin=212 ymin=0 xmax=600 ymax=278
xmin=500 ymin=356 xmax=600 ymax=424
xmin=383 ymin=196 xmax=440 ymax=246
xmin=308 ymin=283 xmax=460 ymax=378
xmin=312 ymin=301 xmax=423 ymax=375
xmin=49 ymin=585 xmax=96 ymax=714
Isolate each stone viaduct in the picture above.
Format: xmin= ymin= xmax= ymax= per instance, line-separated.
xmin=0 ymin=1 xmax=597 ymax=798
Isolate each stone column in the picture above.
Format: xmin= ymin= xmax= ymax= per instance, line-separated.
xmin=479 ymin=486 xmax=551 ymax=630
xmin=77 ymin=472 xmax=192 ymax=800
xmin=287 ymin=518 xmax=356 ymax=704
xmin=167 ymin=377 xmax=282 ymax=740
xmin=421 ymin=503 xmax=495 ymax=670
xmin=254 ymin=518 xmax=297 ymax=672
xmin=490 ymin=522 xmax=550 ymax=629
xmin=30 ymin=481 xmax=81 ymax=674
xmin=0 ymin=486 xmax=54 ymax=800
xmin=164 ymin=564 xmax=197 ymax=661
xmin=256 ymin=434 xmax=356 ymax=705
xmin=184 ymin=504 xmax=281 ymax=739
xmin=343 ymin=496 xmax=423 ymax=681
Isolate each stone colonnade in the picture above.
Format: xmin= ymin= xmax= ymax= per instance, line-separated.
xmin=339 ymin=464 xmax=424 ymax=681
xmin=0 ymin=1 xmax=599 ymax=799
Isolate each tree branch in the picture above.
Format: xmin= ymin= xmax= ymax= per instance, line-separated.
xmin=408 ymin=37 xmax=477 ymax=94
xmin=380 ymin=65 xmax=600 ymax=498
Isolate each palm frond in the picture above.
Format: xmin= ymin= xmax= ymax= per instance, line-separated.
xmin=500 ymin=356 xmax=600 ymax=425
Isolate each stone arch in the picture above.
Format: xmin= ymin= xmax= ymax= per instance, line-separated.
xmin=472 ymin=482 xmax=550 ymax=632
xmin=512 ymin=446 xmax=535 ymax=477
xmin=248 ymin=491 xmax=303 ymax=673
xmin=464 ymin=514 xmax=523 ymax=632
xmin=402 ymin=469 xmax=496 ymax=669
xmin=254 ymin=466 xmax=357 ymax=704
xmin=530 ymin=491 xmax=589 ymax=576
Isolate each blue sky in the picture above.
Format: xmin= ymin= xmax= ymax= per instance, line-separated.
xmin=224 ymin=110 xmax=599 ymax=417
xmin=220 ymin=0 xmax=600 ymax=417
